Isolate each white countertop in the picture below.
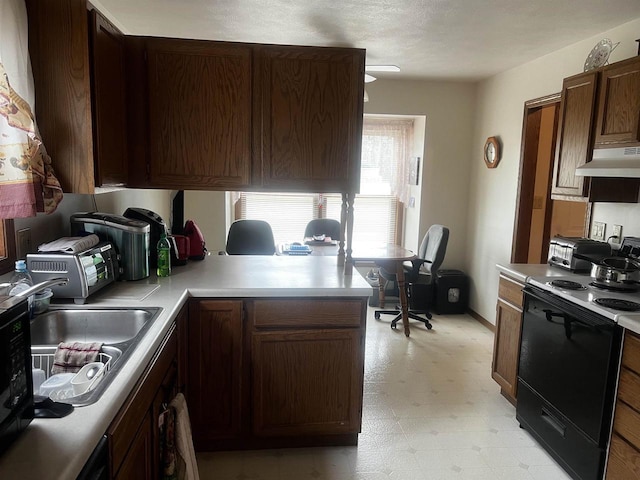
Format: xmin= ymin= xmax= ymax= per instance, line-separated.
xmin=0 ymin=255 xmax=371 ymax=480
xmin=496 ymin=263 xmax=569 ymax=284
xmin=496 ymin=262 xmax=640 ymax=334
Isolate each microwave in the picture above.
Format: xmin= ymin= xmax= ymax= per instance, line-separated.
xmin=0 ymin=297 xmax=33 ymax=455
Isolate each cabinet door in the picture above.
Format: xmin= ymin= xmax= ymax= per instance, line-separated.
xmin=146 ymin=39 xmax=252 ymax=189
xmin=188 ymin=300 xmax=244 ymax=447
xmin=114 ymin=411 xmax=153 ymax=480
xmin=551 ymin=71 xmax=598 ymax=199
xmin=90 ymin=10 xmax=128 ymax=187
xmin=252 ymin=329 xmax=363 ymax=437
xmin=595 ymin=56 xmax=640 ymax=146
xmin=25 ymin=0 xmax=95 ymax=193
xmin=491 ymin=299 xmax=523 ymax=404
xmin=255 ymin=46 xmax=365 ymax=192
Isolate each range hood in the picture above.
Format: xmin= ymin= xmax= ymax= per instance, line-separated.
xmin=575 ymin=147 xmax=640 ymax=177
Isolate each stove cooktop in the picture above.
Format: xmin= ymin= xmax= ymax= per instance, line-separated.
xmin=528 ymin=272 xmax=640 ymax=322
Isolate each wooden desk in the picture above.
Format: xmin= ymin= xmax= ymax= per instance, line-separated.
xmin=350 ymin=244 xmax=417 ymax=337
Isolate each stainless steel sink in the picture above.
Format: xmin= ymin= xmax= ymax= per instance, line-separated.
xmin=30 ymin=307 xmax=160 ymax=345
xmin=30 ymin=306 xmax=162 ymax=406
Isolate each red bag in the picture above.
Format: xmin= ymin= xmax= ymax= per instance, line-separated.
xmin=184 ymin=220 xmax=207 ymax=260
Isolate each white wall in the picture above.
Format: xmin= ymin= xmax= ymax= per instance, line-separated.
xmin=467 ymin=17 xmax=640 ymax=324
xmin=365 ymin=79 xmax=477 ymax=269
xmin=184 ymin=191 xmax=227 ymax=253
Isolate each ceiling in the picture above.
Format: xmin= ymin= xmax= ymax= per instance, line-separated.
xmin=95 ymin=0 xmax=640 ymax=81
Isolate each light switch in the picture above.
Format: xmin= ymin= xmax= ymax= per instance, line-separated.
xmin=592 ymin=222 xmax=606 ymax=241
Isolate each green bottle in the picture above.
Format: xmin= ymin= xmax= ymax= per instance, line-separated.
xmin=157 ymin=232 xmax=171 ymax=277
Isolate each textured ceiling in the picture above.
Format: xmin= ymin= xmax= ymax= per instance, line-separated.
xmin=94 ymin=0 xmax=640 ymax=80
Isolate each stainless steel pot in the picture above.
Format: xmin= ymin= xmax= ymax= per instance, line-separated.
xmin=590 ymin=257 xmax=640 ymax=285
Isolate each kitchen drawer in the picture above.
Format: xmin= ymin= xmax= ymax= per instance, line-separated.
xmin=251 ymin=299 xmax=364 ymax=328
xmin=618 ymin=367 xmax=640 ymax=414
xmin=498 ymin=275 xmax=524 ymax=309
xmin=623 ymin=331 xmax=640 ymax=376
xmin=613 ymin=400 xmax=640 ymax=451
xmin=606 ymin=434 xmax=640 ymax=480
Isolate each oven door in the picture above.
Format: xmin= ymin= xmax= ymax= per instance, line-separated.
xmin=519 ymin=286 xmax=621 ymax=444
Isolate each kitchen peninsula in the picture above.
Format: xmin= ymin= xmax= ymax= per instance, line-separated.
xmin=0 ymin=255 xmax=372 ymax=479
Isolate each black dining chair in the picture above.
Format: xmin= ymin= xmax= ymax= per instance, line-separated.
xmin=303 ymin=219 xmax=341 ymax=241
xmin=374 ymin=225 xmax=449 ymax=330
xmin=225 ymin=220 xmax=276 ymax=255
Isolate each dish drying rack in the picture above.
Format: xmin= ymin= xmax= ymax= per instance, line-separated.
xmin=32 ymin=350 xmax=113 ymax=398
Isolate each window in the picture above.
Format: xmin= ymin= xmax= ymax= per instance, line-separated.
xmin=0 ymin=220 xmax=16 ymax=275
xmin=237 ymin=115 xmax=414 ymax=245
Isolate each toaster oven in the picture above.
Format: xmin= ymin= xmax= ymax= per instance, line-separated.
xmin=27 ymin=242 xmax=119 ymax=304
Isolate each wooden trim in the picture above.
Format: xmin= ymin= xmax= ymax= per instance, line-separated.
xmin=0 ymin=220 xmax=16 ymax=275
xmin=468 ymin=309 xmax=495 ymax=333
xmin=511 ymin=93 xmax=561 ymax=263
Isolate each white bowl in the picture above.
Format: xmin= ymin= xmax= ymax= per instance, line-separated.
xmin=71 ymin=362 xmax=105 ymax=395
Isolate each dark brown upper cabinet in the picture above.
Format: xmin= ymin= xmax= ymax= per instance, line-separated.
xmin=90 ymin=10 xmax=128 ymax=187
xmin=26 ymin=1 xmax=365 ymax=194
xmin=253 ymin=46 xmax=365 ymax=192
xmin=552 ymin=56 xmax=640 ymax=203
xmin=552 ymin=71 xmax=598 ymax=200
xmin=144 ymin=39 xmax=253 ymax=190
xmin=594 ymin=55 xmax=640 ymax=147
xmin=26 ymin=0 xmax=128 ymax=193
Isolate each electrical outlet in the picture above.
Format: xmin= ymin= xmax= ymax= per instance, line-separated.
xmin=612 ymin=225 xmax=623 ymax=244
xmin=592 ymin=221 xmax=606 ymax=241
xmin=16 ymin=228 xmax=31 ymax=259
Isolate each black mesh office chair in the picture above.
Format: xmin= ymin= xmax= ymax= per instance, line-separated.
xmin=225 ymin=220 xmax=276 ymax=255
xmin=303 ymin=219 xmax=341 ymax=241
xmin=374 ymin=225 xmax=449 ymax=330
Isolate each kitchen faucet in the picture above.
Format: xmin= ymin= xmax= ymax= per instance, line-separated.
xmin=13 ymin=278 xmax=68 ymax=298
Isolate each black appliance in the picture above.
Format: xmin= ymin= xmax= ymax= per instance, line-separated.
xmin=123 ymin=207 xmax=168 ymax=269
xmin=434 ymin=269 xmax=469 ymax=314
xmin=0 ymin=297 xmax=33 ymax=455
xmin=76 ymin=435 xmax=109 ymax=480
xmin=517 ymin=285 xmax=622 ymax=480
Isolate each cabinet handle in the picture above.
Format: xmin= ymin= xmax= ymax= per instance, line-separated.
xmin=541 ymin=406 xmax=566 ymax=437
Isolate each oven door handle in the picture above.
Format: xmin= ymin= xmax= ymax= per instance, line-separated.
xmin=544 ymin=310 xmax=602 ymax=339
xmin=544 ymin=310 xmax=573 ymax=339
xmin=541 ymin=406 xmax=567 ymax=438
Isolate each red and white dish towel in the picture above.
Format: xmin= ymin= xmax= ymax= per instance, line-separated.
xmin=51 ymin=342 xmax=103 ymax=374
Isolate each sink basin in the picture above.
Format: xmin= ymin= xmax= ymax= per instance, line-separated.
xmin=30 ymin=307 xmax=161 ymax=345
xmin=30 ymin=306 xmax=162 ymax=406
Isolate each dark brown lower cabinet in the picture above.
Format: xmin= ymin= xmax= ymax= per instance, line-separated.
xmin=113 ymin=411 xmax=153 ymax=480
xmin=107 ymin=305 xmax=184 ymax=479
xmin=187 ymin=300 xmax=244 ymax=449
xmin=252 ymin=329 xmax=363 ymax=437
xmin=187 ymin=297 xmax=367 ymax=451
xmin=491 ymin=274 xmax=525 ymax=405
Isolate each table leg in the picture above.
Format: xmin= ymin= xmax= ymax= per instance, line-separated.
xmin=396 ymin=262 xmax=410 ymax=337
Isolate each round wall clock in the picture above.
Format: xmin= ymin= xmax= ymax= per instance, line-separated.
xmin=484 ymin=136 xmax=500 ymax=168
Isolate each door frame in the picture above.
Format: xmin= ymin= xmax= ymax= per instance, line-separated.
xmin=511 ymin=93 xmax=560 ymax=264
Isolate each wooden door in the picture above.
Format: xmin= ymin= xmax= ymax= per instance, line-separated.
xmin=595 ymin=56 xmax=640 ymax=146
xmin=255 ymin=45 xmax=365 ymax=192
xmin=146 ymin=39 xmax=252 ymax=189
xmin=188 ymin=300 xmax=244 ymax=447
xmin=551 ymin=71 xmax=598 ymax=199
xmin=90 ymin=10 xmax=128 ymax=187
xmin=491 ymin=299 xmax=523 ymax=405
xmin=252 ymin=329 xmax=363 ymax=436
xmin=114 ymin=411 xmax=153 ymax=480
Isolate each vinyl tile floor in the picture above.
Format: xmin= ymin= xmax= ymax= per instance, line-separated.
xmin=197 ymin=307 xmax=572 ymax=480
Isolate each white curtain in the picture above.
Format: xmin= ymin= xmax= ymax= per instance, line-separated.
xmin=0 ymin=0 xmax=62 ymax=218
xmin=361 ymin=116 xmax=414 ymax=205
